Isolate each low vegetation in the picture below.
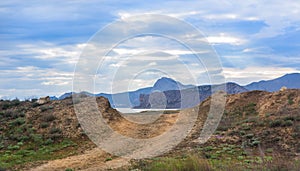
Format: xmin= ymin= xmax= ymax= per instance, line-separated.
xmin=135 ymin=153 xmax=300 ymax=171
xmin=0 ymin=89 xmax=300 ymax=170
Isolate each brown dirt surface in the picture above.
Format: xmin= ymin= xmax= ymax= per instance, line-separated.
xmin=2 ymin=89 xmax=300 ymax=170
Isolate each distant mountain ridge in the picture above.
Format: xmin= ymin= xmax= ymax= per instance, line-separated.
xmin=55 ymin=73 xmax=300 ymax=109
xmin=152 ymin=77 xmax=194 ymax=91
xmin=245 ymin=73 xmax=300 ymax=92
xmin=135 ymin=82 xmax=247 ymax=109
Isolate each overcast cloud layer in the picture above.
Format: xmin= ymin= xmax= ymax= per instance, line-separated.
xmin=1 ymin=0 xmax=300 ymax=99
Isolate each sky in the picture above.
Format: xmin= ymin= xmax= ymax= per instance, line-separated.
xmin=1 ymin=0 xmax=300 ymax=99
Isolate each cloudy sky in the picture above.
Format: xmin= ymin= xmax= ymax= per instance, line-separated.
xmin=1 ymin=0 xmax=300 ymax=99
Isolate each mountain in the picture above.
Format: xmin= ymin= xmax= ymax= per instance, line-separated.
xmin=57 ymin=78 xmax=195 ymax=108
xmin=49 ymin=96 xmax=58 ymax=100
xmin=135 ymin=82 xmax=248 ymax=109
xmin=58 ymin=92 xmax=74 ymax=100
xmin=152 ymin=77 xmax=193 ymax=91
xmin=56 ymin=78 xmax=249 ymax=109
xmin=56 ymin=73 xmax=300 ymax=108
xmin=245 ymin=73 xmax=300 ymax=92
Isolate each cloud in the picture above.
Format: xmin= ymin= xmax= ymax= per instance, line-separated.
xmin=206 ymin=33 xmax=246 ymax=45
xmin=0 ymin=66 xmax=74 ymax=98
xmin=1 ymin=0 xmax=300 ymax=99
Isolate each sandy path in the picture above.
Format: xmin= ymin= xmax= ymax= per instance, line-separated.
xmin=30 ymin=111 xmax=181 ymax=171
xmin=30 ymin=148 xmax=129 ymax=171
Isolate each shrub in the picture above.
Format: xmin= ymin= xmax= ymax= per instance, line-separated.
xmin=239 ymin=130 xmax=246 ymax=136
xmin=7 ymin=145 xmax=20 ymax=151
xmin=266 ymin=148 xmax=273 ymax=153
xmin=105 ymin=157 xmax=112 ymax=161
xmin=32 ymin=102 xmax=40 ymax=107
xmin=251 ymin=140 xmax=260 ymax=146
xmin=50 ymin=127 xmax=62 ymax=134
xmin=40 ymin=122 xmax=50 ymax=128
xmin=49 ymin=133 xmax=62 ymax=140
xmin=284 ymin=116 xmax=295 ymax=121
xmin=1 ymin=103 xmax=11 ymax=110
xmin=3 ymin=111 xmax=14 ymax=118
xmin=144 ymin=155 xmax=212 ymax=171
xmin=31 ymin=98 xmax=38 ymax=102
xmin=18 ymin=112 xmax=25 ymax=117
xmin=244 ymin=103 xmax=257 ymax=115
xmin=288 ymin=94 xmax=294 ymax=105
xmin=288 ymin=99 xmax=294 ymax=105
xmin=163 ymin=110 xmax=180 ymax=114
xmin=20 ymin=135 xmax=29 ymax=142
xmin=269 ymin=119 xmax=282 ymax=127
xmin=282 ymin=120 xmax=293 ymax=127
xmin=217 ymin=125 xmax=231 ymax=131
xmin=40 ymin=106 xmax=50 ymax=112
xmin=245 ymin=133 xmax=254 ymax=139
xmin=11 ymin=99 xmax=20 ymax=106
xmin=30 ymin=134 xmax=43 ymax=144
xmin=44 ymin=138 xmax=54 ymax=145
xmin=9 ymin=118 xmax=26 ymax=126
xmin=41 ymin=113 xmax=56 ymax=122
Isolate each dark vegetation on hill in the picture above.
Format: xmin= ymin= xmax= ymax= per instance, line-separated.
xmin=0 ymin=89 xmax=299 ymax=170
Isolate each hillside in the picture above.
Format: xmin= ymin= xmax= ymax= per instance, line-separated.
xmin=0 ymin=89 xmax=299 ymax=170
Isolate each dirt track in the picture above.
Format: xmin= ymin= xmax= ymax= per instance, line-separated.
xmin=31 ymin=148 xmax=129 ymax=171
xmin=30 ymin=111 xmax=180 ymax=171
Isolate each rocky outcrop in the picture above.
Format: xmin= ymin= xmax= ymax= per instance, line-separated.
xmin=37 ymin=96 xmax=50 ymax=105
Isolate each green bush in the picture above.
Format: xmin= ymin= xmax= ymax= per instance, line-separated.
xmin=105 ymin=157 xmax=112 ymax=161
xmin=20 ymin=135 xmax=29 ymax=142
xmin=44 ymin=138 xmax=54 ymax=145
xmin=269 ymin=119 xmax=282 ymax=127
xmin=282 ymin=120 xmax=293 ymax=127
xmin=9 ymin=118 xmax=25 ymax=127
xmin=7 ymin=145 xmax=20 ymax=151
xmin=31 ymin=98 xmax=38 ymax=102
xmin=284 ymin=116 xmax=295 ymax=121
xmin=144 ymin=155 xmax=212 ymax=171
xmin=40 ymin=122 xmax=50 ymax=128
xmin=163 ymin=110 xmax=180 ymax=114
xmin=239 ymin=130 xmax=246 ymax=136
xmin=41 ymin=113 xmax=56 ymax=122
xmin=288 ymin=94 xmax=294 ymax=105
xmin=11 ymin=99 xmax=20 ymax=106
xmin=244 ymin=103 xmax=257 ymax=115
xmin=50 ymin=127 xmax=62 ymax=134
xmin=40 ymin=106 xmax=53 ymax=112
xmin=1 ymin=103 xmax=11 ymax=110
xmin=49 ymin=133 xmax=62 ymax=140
xmin=30 ymin=134 xmax=43 ymax=144
xmin=3 ymin=111 xmax=13 ymax=118
xmin=40 ymin=106 xmax=48 ymax=112
xmin=245 ymin=134 xmax=254 ymax=139
xmin=32 ymin=102 xmax=40 ymax=108
xmin=251 ymin=140 xmax=260 ymax=146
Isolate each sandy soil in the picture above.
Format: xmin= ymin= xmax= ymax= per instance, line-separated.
xmin=30 ymin=148 xmax=129 ymax=171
